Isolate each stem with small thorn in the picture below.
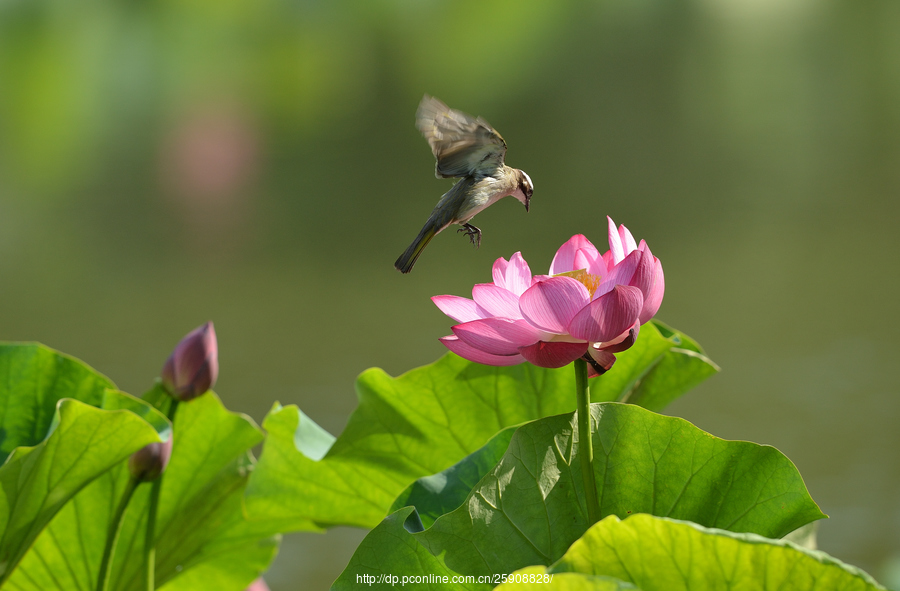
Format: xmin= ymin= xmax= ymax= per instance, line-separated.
xmin=144 ymin=397 xmax=179 ymax=591
xmin=574 ymin=358 xmax=601 ymax=525
xmin=96 ymin=476 xmax=140 ymax=591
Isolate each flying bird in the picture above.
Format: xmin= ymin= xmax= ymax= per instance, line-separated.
xmin=394 ymin=95 xmax=534 ymax=273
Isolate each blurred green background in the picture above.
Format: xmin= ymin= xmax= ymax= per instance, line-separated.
xmin=2 ymin=0 xmax=899 ymax=588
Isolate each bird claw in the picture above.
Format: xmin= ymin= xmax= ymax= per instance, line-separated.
xmin=458 ymin=224 xmax=481 ymax=249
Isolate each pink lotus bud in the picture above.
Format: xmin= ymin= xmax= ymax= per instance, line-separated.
xmin=161 ymin=322 xmax=219 ymax=401
xmin=128 ymin=438 xmax=173 ymax=482
xmin=244 ymin=579 xmax=270 ymax=591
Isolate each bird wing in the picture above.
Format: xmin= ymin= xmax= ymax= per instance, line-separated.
xmin=416 ymin=95 xmax=507 ymax=179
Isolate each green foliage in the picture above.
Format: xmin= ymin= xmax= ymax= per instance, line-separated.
xmin=0 ymin=344 xmax=169 ymax=583
xmin=244 ymin=321 xmax=717 ymax=529
xmin=520 ymin=514 xmax=885 ymax=590
xmin=389 ymin=426 xmax=517 ymax=530
xmin=619 ymin=321 xmax=720 ymax=411
xmin=333 ymin=403 xmax=824 ymax=589
xmin=0 ymin=324 xmax=885 ymax=591
xmin=5 ymin=387 xmax=290 ymax=591
xmin=496 ymin=569 xmax=639 ymax=591
xmin=0 ymin=343 xmax=168 ymax=461
xmin=0 ymin=345 xmax=287 ymax=590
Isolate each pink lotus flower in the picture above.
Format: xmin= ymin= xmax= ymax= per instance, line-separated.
xmin=433 ymin=217 xmax=664 ymax=376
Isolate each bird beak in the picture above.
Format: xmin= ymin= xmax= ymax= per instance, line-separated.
xmin=524 ymin=195 xmax=531 ymax=212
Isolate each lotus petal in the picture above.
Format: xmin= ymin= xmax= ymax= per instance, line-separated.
xmin=472 ymin=284 xmax=522 ymax=319
xmin=519 ymin=276 xmax=591 ymax=334
xmin=640 ymin=259 xmax=665 ymax=324
xmin=517 ymin=340 xmax=588 ymax=368
xmin=587 ymin=347 xmax=617 ymax=376
xmin=439 ymin=335 xmax=525 ymax=366
xmin=452 ymin=318 xmax=545 ymax=356
xmin=549 ymin=235 xmax=601 ymax=276
xmin=432 ymin=295 xmax=483 ymax=323
xmin=568 ymin=285 xmax=643 ymax=343
xmin=492 ymin=252 xmax=533 ymax=296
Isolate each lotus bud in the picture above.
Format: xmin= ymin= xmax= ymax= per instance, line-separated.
xmin=128 ymin=438 xmax=173 ymax=482
xmin=161 ymin=322 xmax=219 ymax=401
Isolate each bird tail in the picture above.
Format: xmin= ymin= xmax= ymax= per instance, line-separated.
xmin=395 ymin=225 xmax=438 ymax=273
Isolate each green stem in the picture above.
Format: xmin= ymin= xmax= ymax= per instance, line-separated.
xmin=574 ymin=358 xmax=601 ymax=526
xmin=97 ymin=476 xmax=140 ymax=591
xmin=144 ymin=478 xmax=162 ymax=591
xmin=144 ymin=398 xmax=179 ymax=591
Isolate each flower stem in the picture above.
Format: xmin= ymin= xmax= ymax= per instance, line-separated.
xmin=144 ymin=477 xmax=161 ymax=591
xmin=144 ymin=398 xmax=179 ymax=591
xmin=574 ymin=358 xmax=601 ymax=526
xmin=97 ymin=476 xmax=140 ymax=591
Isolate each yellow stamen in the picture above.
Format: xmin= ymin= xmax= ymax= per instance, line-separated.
xmin=554 ymin=269 xmax=602 ymax=298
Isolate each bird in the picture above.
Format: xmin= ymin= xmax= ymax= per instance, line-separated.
xmin=394 ymin=95 xmax=534 ymax=273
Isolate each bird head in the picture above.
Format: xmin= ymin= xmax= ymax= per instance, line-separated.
xmin=513 ymin=169 xmax=534 ymax=212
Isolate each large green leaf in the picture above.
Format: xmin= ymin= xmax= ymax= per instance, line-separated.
xmin=389 ymin=426 xmax=517 ymax=530
xmin=0 ymin=343 xmax=119 ymax=462
xmin=245 ymin=322 xmax=717 ymax=529
xmin=0 ymin=344 xmax=169 ymax=583
xmin=592 ymin=321 xmax=719 ymax=411
xmin=6 ymin=388 xmax=300 ymax=591
xmin=525 ymin=513 xmax=885 ymax=590
xmin=333 ymin=403 xmax=824 ymax=589
xmin=497 ymin=568 xmax=639 ymax=590
xmin=587 ymin=320 xmax=674 ymax=403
